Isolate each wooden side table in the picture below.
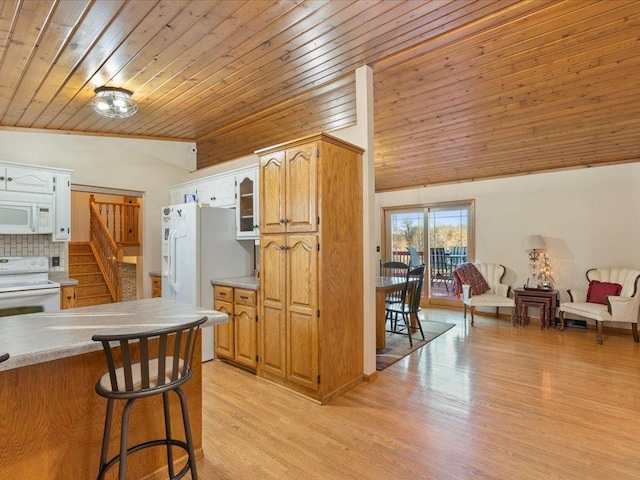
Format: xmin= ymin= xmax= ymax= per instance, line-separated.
xmin=513 ymin=288 xmax=559 ymax=329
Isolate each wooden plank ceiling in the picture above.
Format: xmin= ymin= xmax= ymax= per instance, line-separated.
xmin=0 ymin=0 xmax=638 ymax=192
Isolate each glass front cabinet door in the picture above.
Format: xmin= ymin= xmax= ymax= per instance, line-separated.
xmin=236 ymin=167 xmax=259 ymax=239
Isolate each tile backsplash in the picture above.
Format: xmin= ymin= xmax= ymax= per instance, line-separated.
xmin=0 ymin=235 xmax=67 ymax=272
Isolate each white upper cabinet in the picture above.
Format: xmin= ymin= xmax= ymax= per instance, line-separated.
xmin=169 ymin=187 xmax=183 ymax=205
xmin=236 ymin=167 xmax=259 ymax=239
xmin=0 ymin=162 xmax=72 ymax=241
xmin=192 ymin=174 xmax=235 ymax=208
xmin=53 ymin=173 xmax=71 ymax=241
xmin=1 ymin=166 xmax=54 ymax=194
xmin=211 ymin=175 xmax=236 ymax=208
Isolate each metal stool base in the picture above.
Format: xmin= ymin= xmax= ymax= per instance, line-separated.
xmin=97 ymin=388 xmax=198 ymax=480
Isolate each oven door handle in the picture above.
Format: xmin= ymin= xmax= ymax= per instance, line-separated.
xmin=0 ymin=288 xmax=60 ymax=300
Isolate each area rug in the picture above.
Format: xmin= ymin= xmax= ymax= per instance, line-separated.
xmin=376 ymin=321 xmax=455 ymax=371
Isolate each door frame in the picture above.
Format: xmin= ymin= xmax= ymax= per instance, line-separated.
xmin=380 ymin=200 xmax=475 ymax=308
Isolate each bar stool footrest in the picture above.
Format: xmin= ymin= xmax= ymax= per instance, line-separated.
xmin=99 ymin=439 xmax=193 ymax=480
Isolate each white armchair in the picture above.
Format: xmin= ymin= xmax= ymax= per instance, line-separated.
xmin=462 ymin=263 xmax=515 ymax=326
xmin=558 ymin=268 xmax=640 ymax=344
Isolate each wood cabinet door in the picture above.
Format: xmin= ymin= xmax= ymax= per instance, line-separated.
xmin=285 ymin=142 xmax=317 ymax=233
xmin=214 ymin=299 xmax=234 ymax=359
xmin=234 ymin=304 xmax=257 ymax=369
xmin=260 ymin=151 xmax=285 ymax=234
xmin=150 ymin=275 xmax=162 ymax=298
xmin=60 ymin=286 xmax=76 ymax=309
xmin=286 ymin=235 xmax=319 ymax=391
xmin=260 ymin=236 xmax=287 ymax=377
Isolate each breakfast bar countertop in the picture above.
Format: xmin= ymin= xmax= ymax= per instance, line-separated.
xmin=0 ymin=297 xmax=227 ymax=372
xmin=211 ymin=275 xmax=259 ymax=290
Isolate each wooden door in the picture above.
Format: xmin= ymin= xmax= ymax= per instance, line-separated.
xmin=260 ymin=235 xmax=287 ymax=377
xmin=286 ymin=235 xmax=319 ymax=391
xmin=214 ymin=299 xmax=234 ymax=360
xmin=285 ymin=142 xmax=317 ymax=233
xmin=260 ymin=151 xmax=285 ymax=234
xmin=234 ymin=304 xmax=257 ymax=369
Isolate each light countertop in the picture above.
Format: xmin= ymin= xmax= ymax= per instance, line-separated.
xmin=211 ymin=275 xmax=259 ymax=290
xmin=0 ymin=298 xmax=227 ymax=372
xmin=48 ymin=272 xmax=79 ymax=286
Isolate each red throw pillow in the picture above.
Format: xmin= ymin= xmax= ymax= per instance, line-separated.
xmin=586 ymin=280 xmax=623 ymax=305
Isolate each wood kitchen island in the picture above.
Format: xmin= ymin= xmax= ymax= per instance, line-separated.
xmin=0 ymin=298 xmax=227 ymax=480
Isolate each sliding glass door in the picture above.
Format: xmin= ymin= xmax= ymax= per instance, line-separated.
xmin=382 ymin=201 xmax=474 ymax=306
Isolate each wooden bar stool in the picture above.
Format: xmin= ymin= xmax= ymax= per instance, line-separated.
xmin=92 ymin=317 xmax=206 ymax=480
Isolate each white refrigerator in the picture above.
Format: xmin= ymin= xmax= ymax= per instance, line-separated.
xmin=161 ymin=202 xmax=253 ymax=361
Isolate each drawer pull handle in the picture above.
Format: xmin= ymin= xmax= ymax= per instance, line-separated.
xmin=220 ymin=292 xmax=227 ymax=296
xmin=240 ymin=295 xmax=249 ymax=300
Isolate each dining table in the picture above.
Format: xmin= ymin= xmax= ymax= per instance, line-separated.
xmin=376 ymin=276 xmax=413 ymax=350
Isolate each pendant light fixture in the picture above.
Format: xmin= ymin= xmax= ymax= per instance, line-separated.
xmin=91 ymin=86 xmax=138 ymax=118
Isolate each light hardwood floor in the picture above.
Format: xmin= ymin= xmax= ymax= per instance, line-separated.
xmin=195 ymin=308 xmax=640 ymax=479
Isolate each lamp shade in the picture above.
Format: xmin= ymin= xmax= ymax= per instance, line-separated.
xmin=525 ymin=234 xmax=546 ymax=251
xmin=91 ymin=86 xmax=138 ymax=118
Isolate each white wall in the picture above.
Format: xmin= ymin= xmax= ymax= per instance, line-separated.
xmin=376 ymin=163 xmax=640 ymax=302
xmin=0 ymin=129 xmax=196 ymax=297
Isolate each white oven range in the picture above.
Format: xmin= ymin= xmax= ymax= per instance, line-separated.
xmin=0 ymin=256 xmax=61 ymax=313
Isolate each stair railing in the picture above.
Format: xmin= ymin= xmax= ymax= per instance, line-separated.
xmin=89 ymin=198 xmax=123 ymax=302
xmin=89 ymin=195 xmax=140 ymax=245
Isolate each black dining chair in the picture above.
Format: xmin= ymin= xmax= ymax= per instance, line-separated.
xmin=380 ymin=260 xmax=411 ymax=328
xmin=385 ymin=265 xmax=426 ymax=346
xmin=430 ymin=247 xmax=451 ymax=292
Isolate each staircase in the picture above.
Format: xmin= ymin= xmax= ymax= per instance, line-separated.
xmin=68 ymin=242 xmax=113 ymax=307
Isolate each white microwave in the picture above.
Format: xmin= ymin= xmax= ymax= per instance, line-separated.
xmin=0 ymin=195 xmax=53 ymax=234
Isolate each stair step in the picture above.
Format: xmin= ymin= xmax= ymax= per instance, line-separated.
xmin=69 ymin=242 xmax=92 ymax=254
xmin=69 ymin=272 xmax=104 ymax=285
xmin=76 ymin=283 xmax=109 ymax=296
xmin=75 ymin=295 xmax=113 ymax=307
xmin=69 ymin=263 xmax=101 ymax=274
xmin=69 ymin=254 xmax=96 ymax=265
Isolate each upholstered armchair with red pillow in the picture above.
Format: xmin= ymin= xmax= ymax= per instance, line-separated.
xmin=558 ymin=268 xmax=640 ymax=344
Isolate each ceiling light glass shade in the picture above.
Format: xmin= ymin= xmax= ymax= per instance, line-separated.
xmin=91 ymin=87 xmax=138 ymax=118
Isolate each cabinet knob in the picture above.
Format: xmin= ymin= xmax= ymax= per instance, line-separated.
xmin=0 ymin=176 xmax=4 ymax=181
xmin=7 ymin=177 xmax=12 ymax=182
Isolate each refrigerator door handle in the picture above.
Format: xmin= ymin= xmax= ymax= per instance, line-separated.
xmin=168 ymin=228 xmax=178 ymax=296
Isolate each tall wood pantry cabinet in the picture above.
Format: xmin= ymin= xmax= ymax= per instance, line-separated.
xmin=257 ymin=133 xmax=364 ymax=404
